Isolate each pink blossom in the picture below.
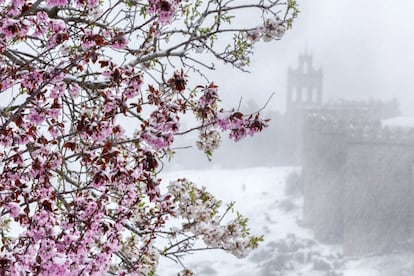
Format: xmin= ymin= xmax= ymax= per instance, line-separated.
xmin=217 ymin=116 xmax=230 ymax=130
xmin=199 ymin=87 xmax=218 ymax=106
xmin=36 ymin=210 xmax=51 ymax=226
xmin=91 ymin=121 xmax=113 ymax=142
xmin=147 ymin=0 xmax=180 ymax=25
xmin=217 ymin=111 xmax=268 ymax=142
xmin=111 ymin=34 xmax=127 ymax=49
xmin=88 ymin=0 xmax=99 ymax=8
xmin=48 ymin=126 xmax=60 ymax=138
xmin=47 ymin=32 xmax=69 ymax=48
xmin=69 ymin=83 xmax=81 ymax=97
xmin=12 ymin=0 xmax=25 ymax=8
xmin=49 ymin=71 xmax=65 ymax=84
xmin=123 ymin=88 xmax=139 ymax=99
xmin=37 ymin=11 xmax=49 ymax=23
xmin=104 ymin=102 xmax=116 ymax=113
xmin=51 ymin=19 xmax=67 ymax=33
xmin=0 ymin=77 xmax=14 ymax=91
xmin=21 ymin=70 xmax=44 ymax=90
xmin=1 ymin=19 xmax=26 ymax=39
xmin=46 ymin=0 xmax=68 ymax=7
xmin=6 ymin=202 xmax=20 ymax=218
xmin=27 ymin=109 xmax=46 ymax=124
xmin=49 ymin=83 xmax=65 ymax=99
xmin=48 ymin=108 xmax=61 ymax=119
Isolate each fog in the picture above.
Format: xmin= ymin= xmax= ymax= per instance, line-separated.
xmin=163 ymin=1 xmax=414 ymax=274
xmin=169 ymin=0 xmax=414 ymax=169
xmin=204 ymin=0 xmax=414 ymax=115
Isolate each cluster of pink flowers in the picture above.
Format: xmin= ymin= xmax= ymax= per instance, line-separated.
xmin=196 ymin=83 xmax=219 ymax=121
xmin=45 ymin=0 xmax=99 ymax=9
xmin=0 ymin=0 xmax=294 ymax=273
xmin=217 ymin=111 xmax=269 ymax=142
xmin=0 ymin=18 xmax=28 ymax=39
xmin=26 ymin=108 xmax=46 ymax=124
xmin=123 ymin=72 xmax=143 ymax=99
xmin=46 ymin=0 xmax=68 ymax=7
xmin=245 ymin=16 xmax=286 ymax=43
xmin=147 ymin=0 xmax=181 ymax=24
xmin=141 ymin=103 xmax=180 ymax=149
xmin=190 ymin=83 xmax=269 ymax=158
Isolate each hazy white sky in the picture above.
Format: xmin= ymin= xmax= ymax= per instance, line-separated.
xmin=211 ymin=0 xmax=414 ymax=115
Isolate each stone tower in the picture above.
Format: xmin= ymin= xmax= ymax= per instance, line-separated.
xmin=283 ymin=53 xmax=323 ymax=164
xmin=286 ymin=53 xmax=323 ymax=113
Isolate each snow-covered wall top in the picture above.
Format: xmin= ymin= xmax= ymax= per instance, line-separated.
xmin=382 ymin=116 xmax=414 ymax=129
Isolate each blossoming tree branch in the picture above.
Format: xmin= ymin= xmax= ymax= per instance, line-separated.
xmin=0 ymin=0 xmax=298 ymax=274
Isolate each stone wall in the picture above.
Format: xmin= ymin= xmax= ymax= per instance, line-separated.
xmin=344 ymin=127 xmax=414 ymax=255
xmin=301 ymin=104 xmax=414 ymax=256
xmin=302 ymin=121 xmax=347 ymax=242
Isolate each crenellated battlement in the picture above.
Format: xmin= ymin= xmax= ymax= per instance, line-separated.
xmin=304 ymin=98 xmax=402 ymax=139
xmin=304 ymin=115 xmax=414 ymax=145
xmin=305 ymin=98 xmax=399 ymax=123
xmin=348 ymin=125 xmax=414 ymax=145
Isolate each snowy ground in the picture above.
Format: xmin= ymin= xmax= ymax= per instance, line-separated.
xmin=157 ymin=167 xmax=414 ymax=276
